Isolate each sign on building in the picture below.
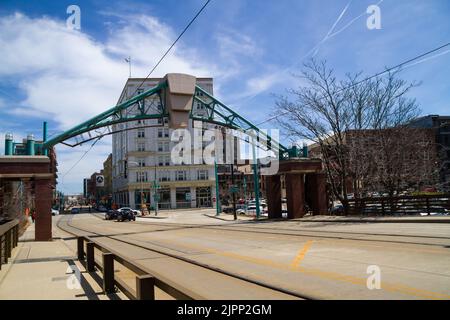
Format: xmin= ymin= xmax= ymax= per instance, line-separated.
xmin=96 ymin=175 xmax=105 ymax=187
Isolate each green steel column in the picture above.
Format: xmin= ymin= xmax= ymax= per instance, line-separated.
xmin=43 ymin=121 xmax=48 ymax=156
xmin=214 ymin=160 xmax=221 ymax=215
xmin=252 ymin=140 xmax=261 ymax=219
xmin=4 ymin=133 xmax=13 ymax=155
xmin=302 ymin=143 xmax=308 ymax=158
xmin=26 ymin=134 xmax=35 ymax=156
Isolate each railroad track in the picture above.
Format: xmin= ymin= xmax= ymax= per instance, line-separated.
xmin=56 ymin=214 xmax=312 ymax=300
xmin=88 ymin=212 xmax=450 ymax=247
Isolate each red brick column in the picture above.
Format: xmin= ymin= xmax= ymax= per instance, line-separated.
xmin=308 ymin=173 xmax=328 ymax=215
xmin=285 ymin=173 xmax=305 ymax=219
xmin=34 ymin=179 xmax=52 ymax=241
xmin=266 ymin=175 xmax=282 ymax=219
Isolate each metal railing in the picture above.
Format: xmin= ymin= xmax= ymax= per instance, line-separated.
xmin=347 ymin=194 xmax=450 ymax=216
xmin=77 ymin=236 xmax=199 ymax=300
xmin=0 ymin=219 xmax=19 ymax=270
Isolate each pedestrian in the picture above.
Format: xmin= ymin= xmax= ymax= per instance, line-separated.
xmin=31 ymin=209 xmax=36 ymax=223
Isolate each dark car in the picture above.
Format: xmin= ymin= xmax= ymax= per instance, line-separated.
xmin=105 ymin=210 xmax=119 ymax=220
xmin=222 ymin=207 xmax=234 ymax=214
xmin=70 ymin=207 xmax=80 ymax=214
xmin=116 ymin=208 xmax=136 ymax=222
xmin=330 ymin=204 xmax=344 ymax=215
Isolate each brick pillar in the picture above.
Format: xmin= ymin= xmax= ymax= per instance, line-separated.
xmin=266 ymin=175 xmax=282 ymax=219
xmin=308 ymin=173 xmax=328 ymax=215
xmin=34 ymin=179 xmax=52 ymax=241
xmin=285 ymin=173 xmax=305 ymax=219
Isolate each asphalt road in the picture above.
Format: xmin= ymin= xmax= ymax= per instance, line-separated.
xmin=57 ymin=212 xmax=450 ymax=300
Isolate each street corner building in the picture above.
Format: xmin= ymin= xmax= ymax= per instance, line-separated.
xmin=111 ymin=77 xmax=217 ymax=210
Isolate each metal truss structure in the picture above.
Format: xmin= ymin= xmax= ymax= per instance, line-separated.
xmin=43 ymin=80 xmax=294 ymax=159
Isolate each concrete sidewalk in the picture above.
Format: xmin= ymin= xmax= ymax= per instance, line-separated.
xmin=0 ymin=220 xmax=126 ymax=300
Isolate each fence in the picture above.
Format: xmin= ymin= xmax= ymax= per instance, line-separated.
xmin=0 ymin=219 xmax=19 ymax=270
xmin=77 ymin=236 xmax=200 ymax=300
xmin=347 ymin=194 xmax=450 ymax=216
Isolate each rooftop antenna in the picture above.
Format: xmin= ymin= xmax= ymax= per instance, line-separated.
xmin=125 ymin=56 xmax=131 ymax=78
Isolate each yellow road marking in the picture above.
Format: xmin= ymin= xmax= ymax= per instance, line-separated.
xmin=127 ymin=235 xmax=450 ymax=300
xmin=290 ymin=240 xmax=314 ymax=269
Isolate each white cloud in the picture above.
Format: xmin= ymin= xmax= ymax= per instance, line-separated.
xmin=0 ymin=12 xmax=222 ymax=192
xmin=215 ymin=29 xmax=262 ymax=59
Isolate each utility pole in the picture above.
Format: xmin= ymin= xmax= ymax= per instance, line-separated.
xmin=252 ymin=138 xmax=261 ymax=219
xmin=214 ymin=160 xmax=221 ymax=215
xmin=231 ymin=163 xmax=237 ymax=220
xmin=153 ymin=164 xmax=159 ymax=216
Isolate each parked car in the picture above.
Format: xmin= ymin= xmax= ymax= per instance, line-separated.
xmin=116 ymin=208 xmax=136 ymax=222
xmin=330 ymin=204 xmax=344 ymax=215
xmin=97 ymin=205 xmax=107 ymax=212
xmin=51 ymin=208 xmax=59 ymax=216
xmin=222 ymin=207 xmax=234 ymax=214
xmin=118 ymin=207 xmax=140 ymax=216
xmin=70 ymin=207 xmax=80 ymax=214
xmin=105 ymin=210 xmax=119 ymax=220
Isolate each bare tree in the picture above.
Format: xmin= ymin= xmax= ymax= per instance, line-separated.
xmin=274 ymin=60 xmax=430 ymax=214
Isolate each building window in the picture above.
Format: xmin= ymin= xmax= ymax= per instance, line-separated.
xmin=136 ymin=171 xmax=148 ymax=182
xmin=158 ymin=141 xmax=170 ymax=152
xmin=137 ymin=129 xmax=145 ymax=138
xmin=176 ymin=170 xmax=187 ymax=181
xmin=198 ymin=170 xmax=208 ymax=180
xmin=158 ymin=118 xmax=168 ymax=125
xmin=137 ymin=142 xmax=145 ymax=152
xmin=158 ymin=128 xmax=169 ymax=138
xmin=137 ymin=158 xmax=146 ymax=167
xmin=159 ymin=171 xmax=170 ymax=182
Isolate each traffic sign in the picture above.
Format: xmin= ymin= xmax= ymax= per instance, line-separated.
xmin=95 ymin=175 xmax=104 ymax=187
xmin=229 ymin=185 xmax=239 ymax=194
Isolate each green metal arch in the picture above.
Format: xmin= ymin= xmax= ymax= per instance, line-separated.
xmin=43 ymin=81 xmax=290 ymax=158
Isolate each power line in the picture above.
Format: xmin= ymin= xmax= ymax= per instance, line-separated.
xmin=131 ymin=0 xmax=212 ymax=97
xmin=61 ymin=137 xmax=101 ymax=180
xmin=256 ymin=42 xmax=450 ymax=126
xmin=58 ymin=2 xmax=212 ymax=186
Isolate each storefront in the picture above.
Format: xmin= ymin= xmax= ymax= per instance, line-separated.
xmin=176 ymin=187 xmax=191 ymax=209
xmin=196 ymin=187 xmax=212 ymax=208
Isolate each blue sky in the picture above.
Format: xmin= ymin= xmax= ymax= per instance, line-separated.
xmin=0 ymin=0 xmax=449 ymax=193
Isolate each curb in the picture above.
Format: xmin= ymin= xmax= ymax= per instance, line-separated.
xmin=138 ymin=215 xmax=168 ymax=219
xmin=296 ymin=218 xmax=450 ymax=224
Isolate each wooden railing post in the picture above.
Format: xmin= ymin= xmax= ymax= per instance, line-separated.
xmin=136 ymin=275 xmax=155 ymax=300
xmin=0 ymin=235 xmax=3 ymax=270
xmin=77 ymin=237 xmax=85 ymax=261
xmin=102 ymin=253 xmax=115 ymax=294
xmin=86 ymin=242 xmax=95 ymax=272
xmin=6 ymin=230 xmax=11 ymax=259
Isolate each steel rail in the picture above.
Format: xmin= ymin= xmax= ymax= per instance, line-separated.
xmin=89 ymin=213 xmax=450 ymax=247
xmin=57 ymin=215 xmax=313 ymax=300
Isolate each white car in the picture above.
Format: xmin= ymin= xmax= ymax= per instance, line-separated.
xmin=118 ymin=207 xmax=141 ymax=216
xmin=51 ymin=209 xmax=59 ymax=216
